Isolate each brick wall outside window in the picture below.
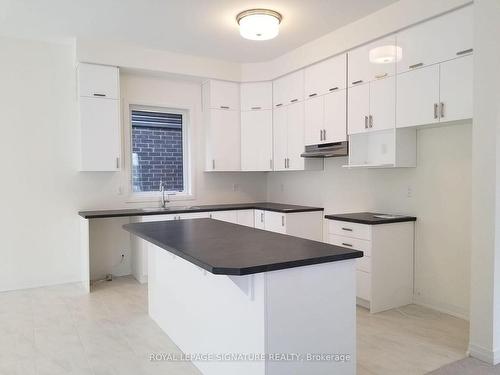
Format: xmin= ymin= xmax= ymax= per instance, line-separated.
xmin=132 ymin=125 xmax=184 ymax=192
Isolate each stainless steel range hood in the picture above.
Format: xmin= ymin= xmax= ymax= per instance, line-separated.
xmin=300 ymin=141 xmax=348 ymax=158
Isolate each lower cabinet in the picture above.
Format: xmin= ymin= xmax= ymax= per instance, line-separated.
xmin=256 ymin=210 xmax=323 ymax=241
xmin=327 ymin=219 xmax=414 ymax=313
xmin=209 ymin=209 xmax=254 ymax=227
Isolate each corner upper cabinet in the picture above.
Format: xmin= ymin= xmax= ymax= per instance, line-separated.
xmin=396 ymin=5 xmax=473 ymax=74
xmin=240 ymin=82 xmax=273 ymax=171
xmin=78 ymin=63 xmax=121 ymax=172
xmin=273 ymin=70 xmax=304 ymax=108
xmin=203 ymin=80 xmax=241 ymax=171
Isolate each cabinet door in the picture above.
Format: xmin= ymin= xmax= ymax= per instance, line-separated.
xmin=396 ymin=65 xmax=440 ymax=128
xmin=254 ymin=209 xmax=266 ymax=229
xmin=439 ymin=55 xmax=473 ymax=123
xmin=273 ymin=76 xmax=287 ymax=108
xmin=273 ymin=106 xmax=288 ymax=171
xmin=285 ymin=70 xmax=305 ymax=105
xmin=286 ymin=102 xmax=305 ymax=171
xmin=236 ymin=210 xmax=255 ymax=228
xmin=80 ymin=97 xmax=121 ymax=171
xmin=240 ymin=82 xmax=272 ymax=110
xmin=241 ymin=110 xmax=273 ymax=171
xmin=347 ymin=83 xmax=370 ymax=135
xmin=369 ymin=76 xmax=395 ymax=132
xmin=396 ymin=6 xmax=473 ymax=74
xmin=178 ymin=212 xmax=210 ymax=220
xmin=78 ymin=63 xmax=119 ymax=99
xmin=348 ymin=36 xmax=397 ymax=87
xmin=264 ymin=211 xmax=286 ymax=234
xmin=210 ymin=210 xmax=238 ymax=224
xmin=206 ymin=80 xmax=240 ymax=110
xmin=324 ymin=89 xmax=347 ymax=143
xmin=305 ymin=54 xmax=347 ymax=97
xmin=304 ymin=95 xmax=324 ymax=146
xmin=206 ymin=109 xmax=240 ymax=171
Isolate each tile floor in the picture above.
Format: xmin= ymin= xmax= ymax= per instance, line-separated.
xmin=0 ymin=276 xmax=469 ymax=375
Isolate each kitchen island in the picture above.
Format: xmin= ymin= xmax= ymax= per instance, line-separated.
xmin=123 ymin=218 xmax=363 ymax=375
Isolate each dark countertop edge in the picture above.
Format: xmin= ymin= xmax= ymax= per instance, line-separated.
xmin=123 ymin=223 xmax=362 ymax=276
xmin=79 ymin=203 xmax=324 ymax=219
xmin=324 ymin=214 xmax=417 ymax=225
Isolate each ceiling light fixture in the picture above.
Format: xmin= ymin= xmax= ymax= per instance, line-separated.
xmin=236 ymin=9 xmax=282 ymax=41
xmin=369 ymin=45 xmax=403 ymax=64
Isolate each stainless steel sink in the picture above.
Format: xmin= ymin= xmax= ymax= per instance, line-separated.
xmin=140 ymin=206 xmax=201 ymax=212
xmin=372 ymin=214 xmax=399 ymax=219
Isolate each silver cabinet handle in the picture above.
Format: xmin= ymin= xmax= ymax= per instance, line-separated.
xmin=287 ymin=158 xmax=290 ymax=168
xmin=93 ymin=93 xmax=106 ymax=97
xmin=261 ymin=212 xmax=264 ymax=223
xmin=209 ymin=213 xmax=212 ymax=218
xmin=364 ymin=116 xmax=368 ymax=129
xmin=275 ymin=103 xmax=283 ymax=107
xmin=352 ymin=80 xmax=363 ymax=85
xmin=212 ymin=159 xmax=215 ymax=170
xmin=116 ymin=157 xmax=120 ymax=169
xmin=319 ymin=129 xmax=323 ymax=141
xmin=323 ymin=129 xmax=327 ymax=140
xmin=329 ymin=87 xmax=339 ymax=92
xmin=251 ymin=106 xmax=261 ymax=110
xmin=456 ymin=48 xmax=473 ymax=56
xmin=308 ymin=93 xmax=317 ymax=97
xmin=270 ymin=159 xmax=273 ymax=170
xmin=290 ymin=98 xmax=299 ymax=103
xmin=434 ymin=103 xmax=438 ymax=119
xmin=369 ymin=115 xmax=373 ymax=128
xmin=281 ymin=216 xmax=285 ymax=226
xmin=341 ymin=227 xmax=353 ymax=232
xmin=440 ymin=102 xmax=445 ymax=118
xmin=375 ymin=73 xmax=388 ymax=79
xmin=341 ymin=243 xmax=353 ymax=247
xmin=220 ymin=105 xmax=230 ymax=109
xmin=409 ymin=62 xmax=424 ymax=69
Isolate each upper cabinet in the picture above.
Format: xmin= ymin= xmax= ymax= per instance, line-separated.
xmin=77 ymin=63 xmax=121 ymax=172
xmin=396 ymin=5 xmax=473 ymax=74
xmin=273 ymin=70 xmax=304 ymax=108
xmin=78 ymin=63 xmax=120 ymax=99
xmin=304 ymin=54 xmax=347 ymax=98
xmin=348 ymin=36 xmax=397 ymax=87
xmin=203 ymin=80 xmax=240 ymax=110
xmin=241 ymin=82 xmax=272 ymax=111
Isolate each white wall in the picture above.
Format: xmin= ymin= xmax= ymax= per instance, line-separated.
xmin=267 ymin=123 xmax=472 ymax=318
xmin=0 ymin=36 xmax=266 ymax=292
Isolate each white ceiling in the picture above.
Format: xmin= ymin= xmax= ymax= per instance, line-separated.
xmin=0 ymin=0 xmax=399 ymax=63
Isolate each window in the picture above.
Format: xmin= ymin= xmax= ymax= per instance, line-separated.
xmin=130 ymin=107 xmax=188 ymax=194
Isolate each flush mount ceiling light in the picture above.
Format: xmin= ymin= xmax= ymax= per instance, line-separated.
xmin=236 ymin=9 xmax=282 ymax=41
xmin=369 ymin=45 xmax=403 ymax=64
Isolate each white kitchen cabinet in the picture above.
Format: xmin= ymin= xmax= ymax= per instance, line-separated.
xmin=348 ymin=36 xmax=397 ymax=87
xmin=254 ymin=209 xmax=266 ymax=229
xmin=438 ymin=54 xmax=473 ymax=123
xmin=240 ymin=82 xmax=272 ymax=111
xmin=205 ymin=109 xmax=241 ymax=171
xmin=264 ymin=211 xmax=287 ymax=234
xmin=273 ymin=106 xmax=288 ymax=171
xmin=396 ymin=5 xmax=473 ymax=74
xmin=261 ymin=210 xmax=323 ymax=240
xmin=241 ymin=110 xmax=273 ymax=171
xmin=285 ymin=102 xmax=305 ymax=171
xmin=273 ymin=70 xmax=304 ymax=108
xmin=328 ymin=219 xmax=415 ymax=313
xmin=304 ymin=54 xmax=346 ymax=98
xmin=236 ymin=209 xmax=255 ymax=227
xmin=209 ymin=209 xmax=254 ymax=227
xmin=348 ymin=76 xmax=395 ymax=135
xmin=203 ymin=80 xmax=240 ymax=110
xmin=79 ymin=97 xmax=121 ymax=172
xmin=78 ymin=63 xmax=119 ymax=99
xmin=396 ymin=65 xmax=440 ymax=128
xmin=305 ymin=89 xmax=347 ymax=146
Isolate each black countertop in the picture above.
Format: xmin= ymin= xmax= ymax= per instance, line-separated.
xmin=123 ymin=219 xmax=362 ymax=276
xmin=79 ymin=202 xmax=323 ymax=219
xmin=325 ymin=212 xmax=417 ymax=225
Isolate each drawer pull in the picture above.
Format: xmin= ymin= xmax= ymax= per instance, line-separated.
xmin=93 ymin=93 xmax=106 ymax=97
xmin=409 ymin=62 xmax=424 ymax=69
xmin=220 ymin=105 xmax=230 ymax=109
xmin=275 ymin=103 xmax=283 ymax=107
xmin=329 ymin=87 xmax=339 ymax=91
xmin=290 ymin=98 xmax=299 ymax=103
xmin=352 ymin=80 xmax=363 ymax=85
xmin=308 ymin=93 xmax=317 ymax=97
xmin=341 ymin=227 xmax=353 ymax=232
xmin=341 ymin=242 xmax=353 ymax=247
xmin=251 ymin=106 xmax=262 ymax=110
xmin=375 ymin=73 xmax=388 ymax=79
xmin=456 ymin=48 xmax=473 ymax=56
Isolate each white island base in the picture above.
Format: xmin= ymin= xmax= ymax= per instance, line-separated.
xmin=148 ymin=244 xmax=356 ymax=375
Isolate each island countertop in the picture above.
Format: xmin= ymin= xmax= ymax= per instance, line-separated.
xmin=123 ymin=218 xmax=363 ymax=276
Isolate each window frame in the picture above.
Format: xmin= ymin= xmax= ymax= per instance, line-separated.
xmin=124 ymin=102 xmax=194 ymax=202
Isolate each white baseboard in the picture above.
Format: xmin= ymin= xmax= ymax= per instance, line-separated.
xmin=468 ymin=343 xmax=500 ymax=365
xmin=413 ymin=295 xmax=469 ymax=320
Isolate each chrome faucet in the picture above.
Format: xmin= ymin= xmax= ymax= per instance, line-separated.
xmin=159 ymin=181 xmax=174 ymax=208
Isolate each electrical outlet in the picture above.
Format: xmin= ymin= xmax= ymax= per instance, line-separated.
xmin=233 ymin=183 xmax=239 ymax=192
xmin=407 ymin=186 xmax=413 ymax=198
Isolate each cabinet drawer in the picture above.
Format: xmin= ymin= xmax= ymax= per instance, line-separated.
xmin=328 ymin=234 xmax=371 ymax=257
xmin=328 ymin=220 xmax=371 ymax=240
xmin=357 ymin=270 xmax=371 ymax=301
xmin=356 ymin=256 xmax=371 ymax=273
